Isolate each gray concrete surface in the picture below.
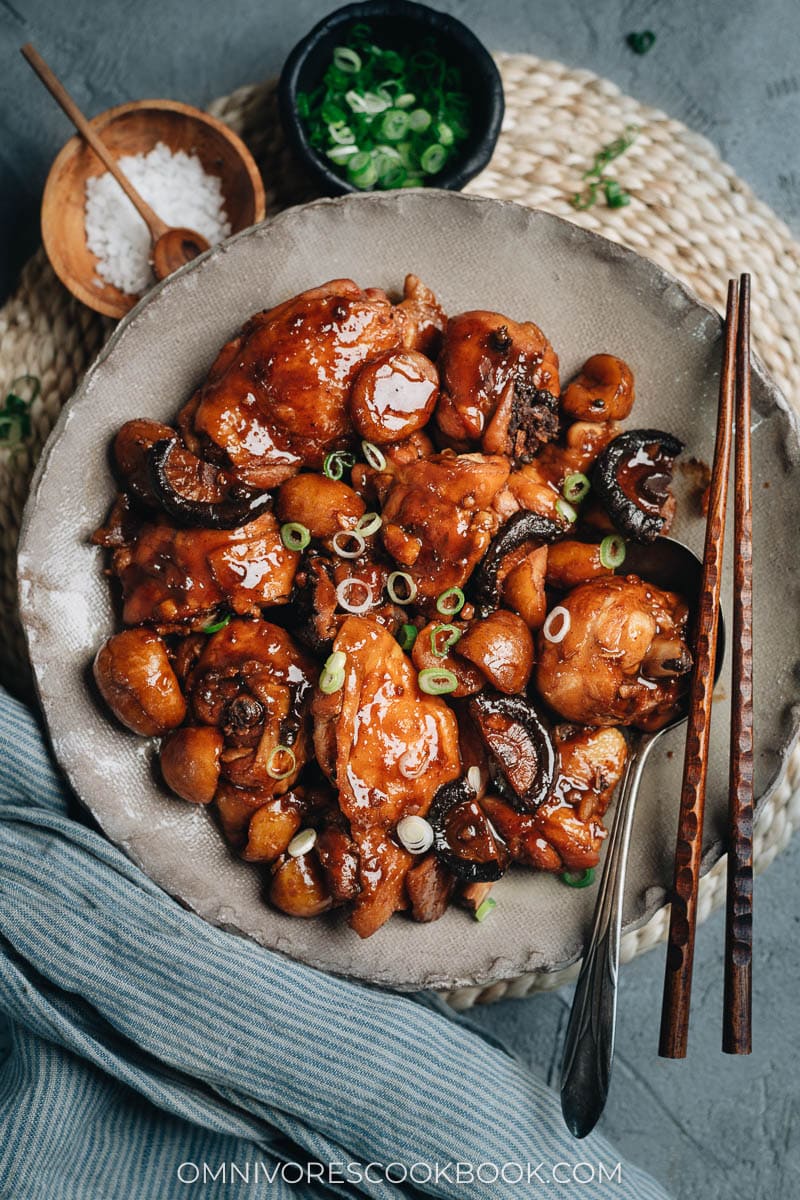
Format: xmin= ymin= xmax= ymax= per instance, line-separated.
xmin=1 ymin=2 xmax=799 ymax=1197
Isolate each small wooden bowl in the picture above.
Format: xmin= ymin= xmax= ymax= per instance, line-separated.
xmin=41 ymin=99 xmax=266 ymax=319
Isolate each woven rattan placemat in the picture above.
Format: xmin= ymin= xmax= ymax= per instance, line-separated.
xmin=2 ymin=53 xmax=798 ymax=1005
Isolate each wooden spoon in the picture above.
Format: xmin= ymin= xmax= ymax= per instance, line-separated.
xmin=22 ymin=43 xmax=209 ymax=280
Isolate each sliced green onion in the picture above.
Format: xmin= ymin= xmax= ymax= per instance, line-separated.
xmin=323 ymin=450 xmax=355 ymax=480
xmin=408 ymin=107 xmax=432 ymax=132
xmin=397 ymin=622 xmax=418 ymax=650
xmin=356 ymin=511 xmax=382 ymax=536
xmin=561 ymin=867 xmax=596 ymax=889
xmin=380 ymin=163 xmax=407 ymax=188
xmin=336 ymin=577 xmax=373 ymax=614
xmin=379 ymin=108 xmax=409 ymax=141
xmin=436 ymin=586 xmax=465 ymax=616
xmin=332 ymin=529 xmax=366 ymax=559
xmin=280 ymin=521 xmax=311 ymax=552
xmin=348 ymin=150 xmax=379 ymax=189
xmin=395 ymin=91 xmax=416 ymax=108
xmin=556 ymin=498 xmax=578 ymax=524
xmin=319 ymin=650 xmax=347 ymax=694
xmin=266 ymin=745 xmax=297 ymax=781
xmin=333 ymin=46 xmax=362 ymax=73
xmin=603 ymin=179 xmax=631 ymax=208
xmin=387 ymin=571 xmax=417 ymax=605
xmin=418 ymin=667 xmax=458 ymax=695
xmin=0 ymin=374 xmax=40 ymax=444
xmin=474 ymin=897 xmax=497 ymax=923
xmin=361 ymin=440 xmax=387 ymax=470
xmin=434 ymin=121 xmax=454 ymax=147
xmin=328 ymin=123 xmax=356 ymax=145
xmin=287 ymin=828 xmax=317 ymax=857
xmin=562 ymin=472 xmax=591 ymax=504
xmin=327 ymin=143 xmax=360 ymax=164
xmin=202 ymin=613 xmax=231 ymax=634
xmin=420 ymin=143 xmax=447 ymax=175
xmin=430 ymin=623 xmax=461 ymax=658
xmin=599 ymin=534 xmax=627 ymax=569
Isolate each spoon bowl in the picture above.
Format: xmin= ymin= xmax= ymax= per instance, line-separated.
xmin=560 ymin=537 xmax=725 ymax=1138
xmin=151 ymin=226 xmax=211 ymax=281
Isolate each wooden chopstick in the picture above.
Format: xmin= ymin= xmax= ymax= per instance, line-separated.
xmin=723 ymin=274 xmax=754 ymax=1055
xmin=658 ymin=278 xmax=739 ymax=1059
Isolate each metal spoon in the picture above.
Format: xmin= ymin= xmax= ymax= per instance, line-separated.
xmin=22 ymin=44 xmax=209 ymax=282
xmin=560 ymin=537 xmax=725 ymax=1138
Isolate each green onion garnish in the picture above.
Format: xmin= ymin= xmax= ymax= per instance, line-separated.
xmin=361 ymin=440 xmax=387 ymax=471
xmin=323 ymin=450 xmax=355 ymax=480
xmin=201 ymin=613 xmax=232 ymax=634
xmin=266 ymin=745 xmax=297 ymax=781
xmin=387 ymin=571 xmax=417 ymax=605
xmin=430 ymin=623 xmax=461 ymax=658
xmin=397 ymin=623 xmax=418 ymax=651
xmin=556 ymin=498 xmax=578 ymax=524
xmin=418 ymin=667 xmax=458 ymax=695
xmin=296 ymin=22 xmax=472 ymax=192
xmin=436 ymin=586 xmax=465 ymax=616
xmin=0 ymin=374 xmax=40 ymax=445
xmin=572 ymin=124 xmax=639 ymax=212
xmin=561 ymin=868 xmax=596 ymax=889
xmin=562 ymin=472 xmax=591 ymax=504
xmin=626 ymin=30 xmax=656 ymax=54
xmin=356 ymin=511 xmax=382 ymax=537
xmin=280 ymin=521 xmax=311 ymax=552
xmin=319 ymin=650 xmax=347 ymax=694
xmin=599 ymin=534 xmax=627 ymax=569
xmin=474 ymin=896 xmax=497 ymax=922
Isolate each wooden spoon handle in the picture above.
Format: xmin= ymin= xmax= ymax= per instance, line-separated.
xmin=21 ymin=43 xmax=168 ymax=240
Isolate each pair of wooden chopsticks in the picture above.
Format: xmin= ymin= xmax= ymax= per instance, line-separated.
xmin=659 ymin=275 xmax=754 ymax=1059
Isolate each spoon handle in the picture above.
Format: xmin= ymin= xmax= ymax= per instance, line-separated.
xmin=560 ymin=733 xmax=656 ymax=1138
xmin=21 ymin=43 xmax=168 ymax=240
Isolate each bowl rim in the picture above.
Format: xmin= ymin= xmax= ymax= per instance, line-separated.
xmin=41 ymin=97 xmax=267 ymax=320
xmin=277 ymin=0 xmax=505 ymax=196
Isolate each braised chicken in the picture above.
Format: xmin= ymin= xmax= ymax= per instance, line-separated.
xmin=91 ymin=274 xmax=692 ymax=936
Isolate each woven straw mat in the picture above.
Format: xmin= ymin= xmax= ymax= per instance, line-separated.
xmin=2 ymin=54 xmax=799 ymax=1007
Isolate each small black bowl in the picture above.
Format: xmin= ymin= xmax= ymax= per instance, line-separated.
xmin=278 ymin=0 xmax=504 ymax=195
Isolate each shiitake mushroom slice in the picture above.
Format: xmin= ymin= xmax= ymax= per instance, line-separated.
xmin=470 ymin=509 xmax=564 ymax=618
xmin=468 ymin=690 xmax=556 ymax=813
xmin=147 ymin=437 xmax=272 ymax=529
xmin=428 ymin=776 xmax=510 ymax=883
xmin=592 ymin=428 xmax=684 ymax=544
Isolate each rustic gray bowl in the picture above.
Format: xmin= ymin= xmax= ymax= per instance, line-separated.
xmin=17 ymin=190 xmax=800 ymax=992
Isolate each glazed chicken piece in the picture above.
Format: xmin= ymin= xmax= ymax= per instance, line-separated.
xmin=536 ymin=576 xmax=693 ymax=728
xmin=179 ymin=280 xmax=401 ymax=489
xmin=187 ymin=618 xmax=316 ymax=794
xmin=312 ymin=616 xmax=461 ymax=936
xmin=376 ymin=451 xmax=509 ymax=604
xmin=107 ymin=510 xmax=298 ymax=630
xmin=434 ymin=310 xmax=561 ymax=460
xmin=495 ymin=418 xmax=622 ymax=522
xmin=393 ymin=274 xmax=447 ymax=358
xmin=480 ymin=726 xmax=627 ymax=872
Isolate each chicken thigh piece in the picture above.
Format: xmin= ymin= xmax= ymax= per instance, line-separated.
xmin=377 ymin=451 xmax=510 ymax=604
xmin=536 ymin=575 xmax=693 ymax=728
xmin=110 ymin=509 xmax=298 ymax=630
xmin=180 ymin=280 xmax=401 ymax=489
xmin=434 ymin=310 xmax=561 ymax=460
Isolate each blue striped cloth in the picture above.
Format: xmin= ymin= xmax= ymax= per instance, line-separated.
xmin=0 ymin=686 xmax=671 ymax=1199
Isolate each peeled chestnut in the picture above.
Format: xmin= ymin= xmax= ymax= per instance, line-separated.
xmin=93 ymin=629 xmax=186 ymax=737
xmin=160 ymin=726 xmax=224 ymax=805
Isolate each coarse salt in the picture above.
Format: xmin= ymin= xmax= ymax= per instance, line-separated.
xmin=84 ymin=141 xmax=231 ymax=295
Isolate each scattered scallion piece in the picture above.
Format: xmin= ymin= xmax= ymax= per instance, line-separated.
xmin=202 ymin=613 xmax=232 ymax=634
xmin=418 ymin=666 xmax=458 ymax=695
xmin=361 ymin=440 xmax=387 ymax=471
xmin=626 ymin=30 xmax=656 ymax=55
xmin=387 ymin=571 xmax=417 ymax=605
xmin=319 ymin=650 xmax=347 ymax=694
xmin=397 ymin=622 xmax=418 ymax=650
xmin=296 ymin=22 xmax=472 ymax=191
xmin=436 ymin=586 xmax=465 ymax=616
xmin=0 ymin=374 xmax=40 ymax=445
xmin=556 ymin=497 xmax=578 ymax=524
xmin=280 ymin=521 xmax=311 ymax=551
xmin=430 ymin=623 xmax=461 ymax=658
xmin=562 ymin=472 xmax=591 ymax=504
xmin=571 ymin=124 xmax=639 ymax=212
xmin=323 ymin=450 xmax=355 ymax=480
xmin=266 ymin=744 xmax=297 ymax=781
xmin=599 ymin=534 xmax=626 ymax=569
xmin=561 ymin=867 xmax=596 ymax=889
xmin=474 ymin=896 xmax=497 ymax=922
xmin=355 ymin=511 xmax=382 ymax=537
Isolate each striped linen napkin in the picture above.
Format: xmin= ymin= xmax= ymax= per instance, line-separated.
xmin=0 ymin=686 xmax=670 ymax=1199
